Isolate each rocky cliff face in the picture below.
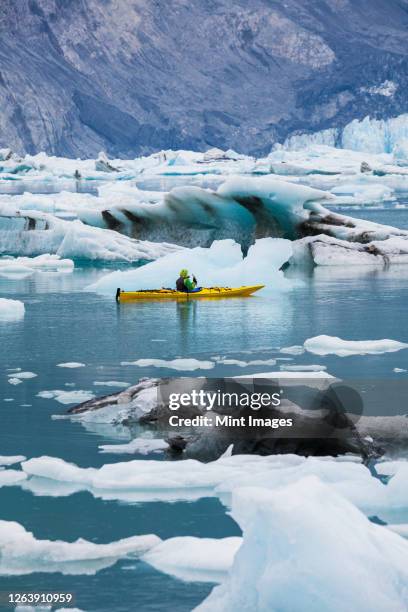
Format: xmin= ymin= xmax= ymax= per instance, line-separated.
xmin=1 ymin=0 xmax=408 ymax=157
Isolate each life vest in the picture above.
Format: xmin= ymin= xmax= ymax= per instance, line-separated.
xmin=176 ymin=276 xmax=188 ymax=292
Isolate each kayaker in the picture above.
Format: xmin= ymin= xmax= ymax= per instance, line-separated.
xmin=176 ymin=269 xmax=198 ymax=292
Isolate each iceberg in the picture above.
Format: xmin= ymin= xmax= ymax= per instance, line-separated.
xmin=88 ymin=238 xmax=292 ymax=295
xmin=0 ymin=209 xmax=181 ymax=262
xmin=120 ymin=358 xmax=215 ymax=371
xmin=0 ymin=254 xmax=73 ymax=278
xmin=304 ymin=335 xmax=408 ymax=357
xmin=99 ymin=438 xmax=168 ymax=455
xmin=37 ymin=390 xmax=96 ymax=405
xmin=195 ymin=477 xmax=408 ymax=612
xmin=0 ymin=519 xmax=160 ymax=576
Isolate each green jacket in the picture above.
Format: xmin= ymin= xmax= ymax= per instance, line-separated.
xmin=184 ymin=277 xmax=197 ymax=291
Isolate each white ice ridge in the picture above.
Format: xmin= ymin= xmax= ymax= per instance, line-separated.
xmin=88 ymin=238 xmax=292 ymax=294
xmin=195 ymin=477 xmax=408 ymax=612
xmin=0 ymin=519 xmax=160 ymax=576
xmin=0 ymin=298 xmax=25 ymax=321
xmin=0 ymin=209 xmax=181 ymax=262
xmin=142 ymin=536 xmax=241 ymax=584
xmin=19 ymin=454 xmax=408 ymax=512
xmin=304 ymin=335 xmax=408 ymax=357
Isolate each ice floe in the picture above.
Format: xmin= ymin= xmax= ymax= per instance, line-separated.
xmin=120 ymin=358 xmax=215 ymax=371
xmin=37 ymin=390 xmax=95 ymax=405
xmin=0 ymin=254 xmax=73 ymax=277
xmin=7 ymin=371 xmax=37 ymax=380
xmin=304 ymin=335 xmax=408 ymax=357
xmin=0 ymin=455 xmax=26 ymax=466
xmin=143 ymin=536 xmax=241 ymax=583
xmin=99 ymin=438 xmax=168 ymax=455
xmin=18 ymin=453 xmax=408 ymax=512
xmin=0 ymin=519 xmax=160 ymax=576
xmin=93 ymin=381 xmax=130 ymax=388
xmin=0 ymin=298 xmax=25 ymax=321
xmin=56 ymin=362 xmax=85 ymax=369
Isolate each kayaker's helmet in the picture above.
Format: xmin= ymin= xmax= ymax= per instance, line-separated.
xmin=180 ymin=269 xmax=189 ymax=278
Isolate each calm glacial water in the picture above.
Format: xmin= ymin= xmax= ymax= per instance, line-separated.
xmin=1 ymin=207 xmax=408 ymax=610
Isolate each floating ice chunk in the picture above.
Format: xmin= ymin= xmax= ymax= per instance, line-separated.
xmin=20 ymin=453 xmax=387 ymax=508
xmin=280 ymin=364 xmax=327 ymax=372
xmin=37 ymin=390 xmax=95 ymax=405
xmin=0 ymin=519 xmax=160 ymax=576
xmin=99 ymin=438 xmax=168 ymax=455
xmin=8 ymin=378 xmax=23 ymax=386
xmin=0 ymin=298 xmax=24 ymax=321
xmin=120 ymin=358 xmax=215 ymax=371
xmin=143 ymin=536 xmax=241 ymax=583
xmin=0 ymin=211 xmax=180 ymax=263
xmin=0 ymin=470 xmax=27 ymax=487
xmin=393 ymin=368 xmax=407 ymax=373
xmin=88 ymin=238 xmax=292 ymax=294
xmin=214 ymin=358 xmax=277 ymax=368
xmin=0 ymin=455 xmax=26 ymax=466
xmin=56 ymin=362 xmax=85 ymax=369
xmin=93 ymin=381 xmax=130 ymax=388
xmin=8 ymin=371 xmax=37 ymax=380
xmin=195 ymin=477 xmax=408 ymax=612
xmin=279 ymin=345 xmax=305 ymax=355
xmin=304 ymin=335 xmax=408 ymax=356
xmin=0 ymin=254 xmax=73 ymax=277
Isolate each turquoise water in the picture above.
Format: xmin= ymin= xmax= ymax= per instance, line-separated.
xmin=1 ymin=208 xmax=408 ymax=610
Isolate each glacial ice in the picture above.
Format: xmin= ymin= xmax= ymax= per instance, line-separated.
xmin=143 ymin=536 xmax=241 ymax=583
xmin=8 ymin=371 xmax=37 ymax=380
xmin=0 ymin=469 xmax=27 ymax=487
xmin=56 ymin=362 xmax=85 ymax=369
xmin=304 ymin=335 xmax=408 ymax=357
xmin=19 ymin=453 xmax=408 ymax=512
xmin=283 ymin=113 xmax=408 ymax=156
xmin=0 ymin=455 xmax=26 ymax=466
xmin=0 ymin=209 xmax=181 ymax=263
xmin=99 ymin=438 xmax=168 ymax=455
xmin=195 ymin=477 xmax=408 ymax=612
xmin=93 ymin=381 xmax=130 ymax=388
xmin=0 ymin=254 xmax=73 ymax=278
xmin=120 ymin=358 xmax=215 ymax=371
xmin=0 ymin=298 xmax=25 ymax=321
xmin=37 ymin=390 xmax=95 ymax=405
xmin=0 ymin=519 xmax=160 ymax=576
xmin=88 ymin=238 xmax=292 ymax=294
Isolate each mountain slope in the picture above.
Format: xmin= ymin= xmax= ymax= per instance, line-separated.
xmin=1 ymin=0 xmax=408 ymax=157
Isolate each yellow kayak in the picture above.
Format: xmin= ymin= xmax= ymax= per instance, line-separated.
xmin=116 ymin=285 xmax=264 ymax=302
